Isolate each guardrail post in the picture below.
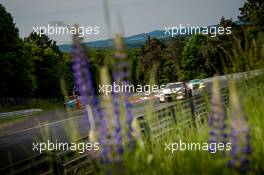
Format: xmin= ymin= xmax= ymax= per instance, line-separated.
xmin=137 ymin=115 xmax=151 ymax=139
xmin=170 ymin=106 xmax=177 ymax=123
xmin=51 ymin=152 xmax=64 ymax=175
xmin=189 ymin=96 xmax=196 ymax=126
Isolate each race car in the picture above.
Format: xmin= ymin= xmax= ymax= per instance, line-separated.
xmin=187 ymin=79 xmax=206 ymax=96
xmin=187 ymin=79 xmax=205 ymax=90
xmin=64 ymin=95 xmax=82 ymax=109
xmin=159 ymin=82 xmax=188 ymax=103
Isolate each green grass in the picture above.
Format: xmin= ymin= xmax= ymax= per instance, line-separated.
xmin=0 ymin=100 xmax=63 ymax=113
xmin=239 ymin=75 xmax=264 ymax=174
xmin=0 ymin=114 xmax=36 ymax=125
xmin=0 ymin=100 xmax=63 ymax=125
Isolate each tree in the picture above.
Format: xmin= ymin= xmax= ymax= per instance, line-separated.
xmin=127 ymin=48 xmax=141 ymax=86
xmin=24 ymin=32 xmax=63 ymax=97
xmin=0 ymin=4 xmax=20 ymax=52
xmin=239 ymin=0 xmax=264 ymax=31
xmin=137 ymin=37 xmax=165 ymax=84
xmin=60 ymin=53 xmax=74 ymax=95
xmin=200 ymin=37 xmax=229 ymax=75
xmin=0 ymin=4 xmax=36 ymax=97
xmin=181 ymin=34 xmax=208 ymax=80
xmin=160 ymin=36 xmax=185 ymax=83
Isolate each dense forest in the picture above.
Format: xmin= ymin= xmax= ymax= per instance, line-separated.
xmin=0 ymin=0 xmax=263 ymax=98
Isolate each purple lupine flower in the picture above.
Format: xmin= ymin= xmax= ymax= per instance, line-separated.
xmin=71 ymin=28 xmax=110 ymax=162
xmin=208 ymin=76 xmax=228 ymax=153
xmin=124 ymin=82 xmax=135 ymax=149
xmin=109 ymin=34 xmax=135 ymax=159
xmin=113 ymin=34 xmax=135 ymax=149
xmin=110 ymin=36 xmax=127 ymax=159
xmin=112 ymin=91 xmax=123 ymax=155
xmin=228 ymin=80 xmax=251 ymax=173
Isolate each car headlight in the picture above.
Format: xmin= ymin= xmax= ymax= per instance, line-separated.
xmin=199 ymin=83 xmax=205 ymax=88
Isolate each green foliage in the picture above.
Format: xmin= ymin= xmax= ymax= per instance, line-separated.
xmin=0 ymin=4 xmax=36 ymax=97
xmin=61 ymin=53 xmax=74 ymax=94
xmin=24 ymin=33 xmax=64 ymax=97
xmin=127 ymin=48 xmax=141 ymax=86
xmin=88 ymin=48 xmax=108 ymax=88
xmin=137 ymin=37 xmax=165 ymax=85
xmin=181 ymin=34 xmax=208 ymax=80
xmin=0 ymin=4 xmax=19 ymax=52
xmin=1 ymin=0 xmax=264 ymax=98
xmin=160 ymin=36 xmax=185 ymax=83
xmin=239 ymin=0 xmax=264 ymax=31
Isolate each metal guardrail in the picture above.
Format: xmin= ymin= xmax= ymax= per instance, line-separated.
xmin=0 ymin=98 xmax=63 ymax=106
xmin=0 ymin=109 xmax=43 ymax=118
xmin=136 ymin=88 xmax=228 ymax=141
xmin=202 ymin=69 xmax=262 ymax=83
xmin=0 ymin=136 xmax=98 ymax=175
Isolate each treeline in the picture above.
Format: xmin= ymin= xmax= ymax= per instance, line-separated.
xmin=87 ymin=0 xmax=264 ymax=87
xmin=0 ymin=4 xmax=73 ymax=97
xmin=0 ymin=0 xmax=263 ymax=98
xmin=88 ymin=22 xmax=263 ymax=89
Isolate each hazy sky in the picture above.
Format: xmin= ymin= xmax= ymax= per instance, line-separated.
xmin=0 ymin=0 xmax=246 ymax=44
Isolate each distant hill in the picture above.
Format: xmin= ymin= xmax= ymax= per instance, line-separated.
xmin=58 ymin=21 xmax=247 ymax=52
xmin=59 ymin=30 xmax=167 ymax=52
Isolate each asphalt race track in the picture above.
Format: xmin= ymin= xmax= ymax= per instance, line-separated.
xmin=0 ymin=99 xmax=175 ymax=168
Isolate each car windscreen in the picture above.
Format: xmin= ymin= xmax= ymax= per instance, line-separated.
xmin=189 ymin=79 xmax=201 ymax=83
xmin=166 ymin=84 xmax=182 ymax=89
